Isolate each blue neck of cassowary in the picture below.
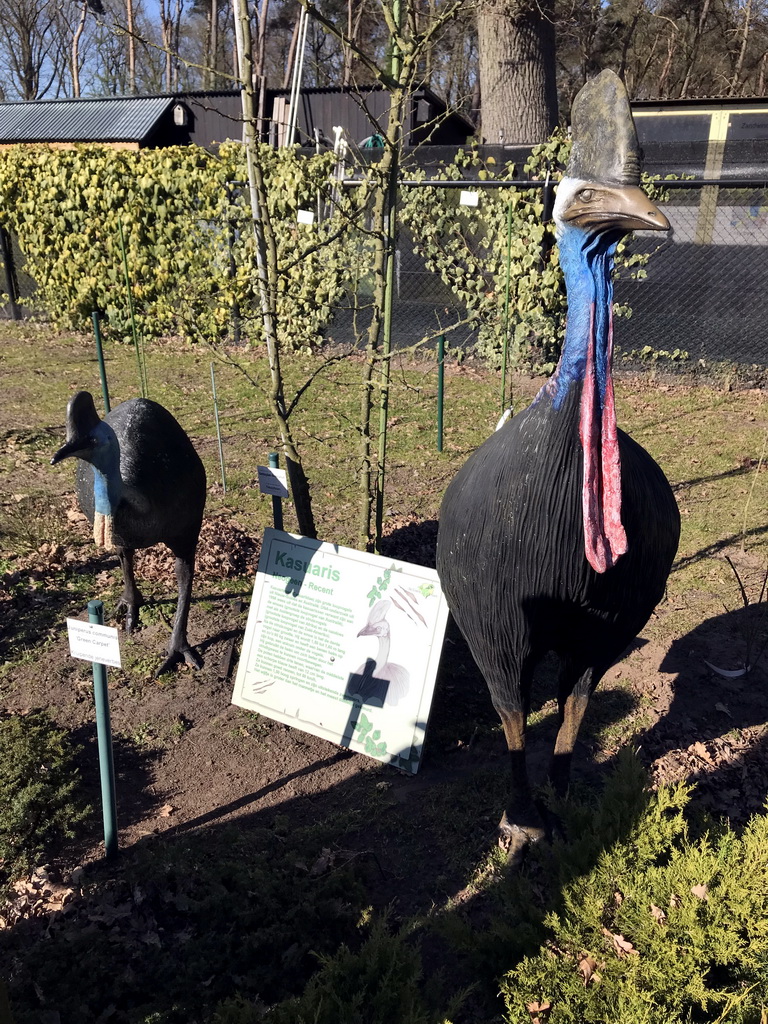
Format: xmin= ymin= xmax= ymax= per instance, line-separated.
xmin=90 ymin=422 xmax=123 ymax=517
xmin=549 ymin=224 xmax=619 ymax=408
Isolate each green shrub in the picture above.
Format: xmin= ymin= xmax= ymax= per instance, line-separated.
xmin=0 ymin=143 xmax=363 ymax=353
xmin=211 ymin=915 xmax=459 ymax=1024
xmin=400 ymin=133 xmax=668 ymax=372
xmin=0 ymin=710 xmax=90 ymax=881
xmin=501 ymin=758 xmax=768 ymax=1023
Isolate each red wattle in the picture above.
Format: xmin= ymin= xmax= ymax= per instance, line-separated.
xmin=600 ymin=311 xmax=627 ymax=563
xmin=579 ymin=303 xmax=626 ymax=573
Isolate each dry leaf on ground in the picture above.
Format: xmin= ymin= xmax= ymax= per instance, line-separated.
xmin=602 ymin=926 xmax=640 ymax=958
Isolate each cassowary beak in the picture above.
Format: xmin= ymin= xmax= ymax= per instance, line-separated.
xmin=357 ymin=624 xmax=374 ymax=637
xmin=51 ymin=436 xmax=92 ymax=465
xmin=561 ymin=184 xmax=670 ymax=233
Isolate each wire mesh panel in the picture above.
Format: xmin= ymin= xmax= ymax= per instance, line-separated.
xmin=615 ymin=186 xmax=768 ymax=366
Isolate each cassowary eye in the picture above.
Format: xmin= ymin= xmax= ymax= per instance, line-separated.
xmin=578 ymin=188 xmax=594 ymax=201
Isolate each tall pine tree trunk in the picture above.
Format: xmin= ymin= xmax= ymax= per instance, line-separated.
xmin=476 ymin=0 xmax=557 ymax=144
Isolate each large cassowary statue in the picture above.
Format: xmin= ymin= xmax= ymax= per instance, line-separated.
xmin=52 ymin=391 xmax=207 ymax=676
xmin=436 ymin=70 xmax=680 ymax=863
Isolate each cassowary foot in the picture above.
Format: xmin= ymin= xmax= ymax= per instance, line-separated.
xmin=154 ymin=643 xmax=203 ymax=678
xmin=115 ymin=597 xmax=142 ymax=634
xmin=498 ymin=810 xmax=548 ymax=869
xmin=534 ymin=798 xmax=567 ymax=843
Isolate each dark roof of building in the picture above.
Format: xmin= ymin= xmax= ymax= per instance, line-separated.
xmin=0 ymin=94 xmax=187 ymax=143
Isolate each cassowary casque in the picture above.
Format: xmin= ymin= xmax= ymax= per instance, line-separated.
xmin=436 ymin=70 xmax=680 ymax=863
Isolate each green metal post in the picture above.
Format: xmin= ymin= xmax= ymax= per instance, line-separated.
xmin=92 ymin=312 xmax=111 ymax=414
xmin=500 ymin=198 xmax=514 ymax=413
xmin=88 ymin=600 xmax=118 ymax=861
xmin=117 ymin=219 xmax=147 ymax=399
xmin=210 ymin=362 xmax=227 ymax=494
xmin=268 ymin=452 xmax=283 ymax=531
xmin=437 ymin=334 xmax=445 ymax=452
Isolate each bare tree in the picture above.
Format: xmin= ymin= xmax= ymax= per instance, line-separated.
xmin=0 ymin=0 xmax=68 ymax=98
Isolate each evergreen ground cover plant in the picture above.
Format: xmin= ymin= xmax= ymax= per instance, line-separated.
xmin=0 ymin=710 xmax=90 ymax=883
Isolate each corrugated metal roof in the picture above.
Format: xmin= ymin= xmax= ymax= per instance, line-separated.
xmin=0 ymin=96 xmax=176 ymax=143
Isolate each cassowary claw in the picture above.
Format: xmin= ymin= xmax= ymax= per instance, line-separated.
xmin=115 ymin=597 xmax=142 ymax=635
xmin=498 ymin=811 xmax=548 ymax=868
xmin=154 ymin=644 xmax=203 ymax=678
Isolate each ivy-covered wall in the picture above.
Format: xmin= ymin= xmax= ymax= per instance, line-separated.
xmin=0 ymin=138 xmax=658 ymax=368
xmin=0 ymin=143 xmax=356 ymax=352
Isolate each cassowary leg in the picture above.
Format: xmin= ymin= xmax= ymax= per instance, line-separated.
xmin=549 ymin=666 xmax=597 ymax=797
xmin=116 ymin=547 xmax=143 ymax=633
xmin=155 ymin=550 xmax=202 ymax=676
xmin=497 ymin=707 xmax=548 ymax=866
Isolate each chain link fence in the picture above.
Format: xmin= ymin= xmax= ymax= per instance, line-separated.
xmin=324 ymin=180 xmax=768 ymax=367
xmin=3 ymin=177 xmax=767 ymax=367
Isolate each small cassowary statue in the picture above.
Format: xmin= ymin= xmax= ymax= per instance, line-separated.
xmin=52 ymin=391 xmax=207 ymax=676
xmin=436 ymin=70 xmax=680 ymax=863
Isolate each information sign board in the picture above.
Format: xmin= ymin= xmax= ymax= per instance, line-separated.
xmin=232 ymin=529 xmax=449 ymax=773
xmin=66 ymin=618 xmax=122 ymax=669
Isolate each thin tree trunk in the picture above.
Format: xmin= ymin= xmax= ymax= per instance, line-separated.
xmin=71 ymin=1 xmax=87 ymax=98
xmin=172 ymin=0 xmax=183 ymax=90
xmin=729 ymin=0 xmax=752 ymax=96
xmin=234 ymin=0 xmax=316 ymax=539
xmin=125 ymin=0 xmax=136 ymax=93
xmin=282 ymin=16 xmax=301 ymax=89
xmin=476 ymin=0 xmax=557 ymax=144
xmin=657 ymin=26 xmax=677 ymax=99
xmin=160 ymin=0 xmax=172 ymax=91
xmin=210 ymin=0 xmax=219 ymax=87
xmin=679 ymin=0 xmax=711 ymax=98
xmin=256 ymin=0 xmax=269 ymax=79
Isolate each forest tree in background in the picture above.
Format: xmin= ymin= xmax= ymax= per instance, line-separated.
xmin=0 ymin=2 xmax=765 ymax=140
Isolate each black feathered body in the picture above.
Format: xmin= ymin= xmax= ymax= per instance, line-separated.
xmin=436 ymin=382 xmax=680 ymax=713
xmin=75 ymin=398 xmax=206 ymax=558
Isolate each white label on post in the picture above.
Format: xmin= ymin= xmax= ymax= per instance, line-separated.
xmin=66 ymin=619 xmax=122 ymax=669
xmin=297 ymin=209 xmax=315 ymax=225
xmin=257 ymin=466 xmax=289 ymax=498
xmin=459 ymin=190 xmax=479 ymax=207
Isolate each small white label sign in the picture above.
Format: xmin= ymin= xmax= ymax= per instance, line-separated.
xmin=257 ymin=466 xmax=289 ymax=498
xmin=459 ymin=190 xmax=479 ymax=207
xmin=297 ymin=209 xmax=315 ymax=225
xmin=66 ymin=619 xmax=122 ymax=669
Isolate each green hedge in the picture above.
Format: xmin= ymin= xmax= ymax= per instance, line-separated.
xmin=0 ymin=143 xmax=358 ymax=352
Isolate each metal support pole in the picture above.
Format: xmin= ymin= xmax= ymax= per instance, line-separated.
xmin=211 ymin=362 xmax=227 ymax=494
xmin=117 ymin=219 xmax=147 ymax=400
xmin=92 ymin=312 xmax=111 ymax=414
xmin=87 ymin=600 xmax=118 ymax=860
xmin=268 ymin=451 xmax=284 ymax=531
xmin=437 ymin=334 xmax=445 ymax=452
xmin=500 ymin=199 xmax=514 ymax=414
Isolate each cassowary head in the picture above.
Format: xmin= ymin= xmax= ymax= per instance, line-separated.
xmin=358 ymin=600 xmax=392 ymax=638
xmin=51 ymin=391 xmax=117 ymax=471
xmin=553 ymin=70 xmax=670 ymax=239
